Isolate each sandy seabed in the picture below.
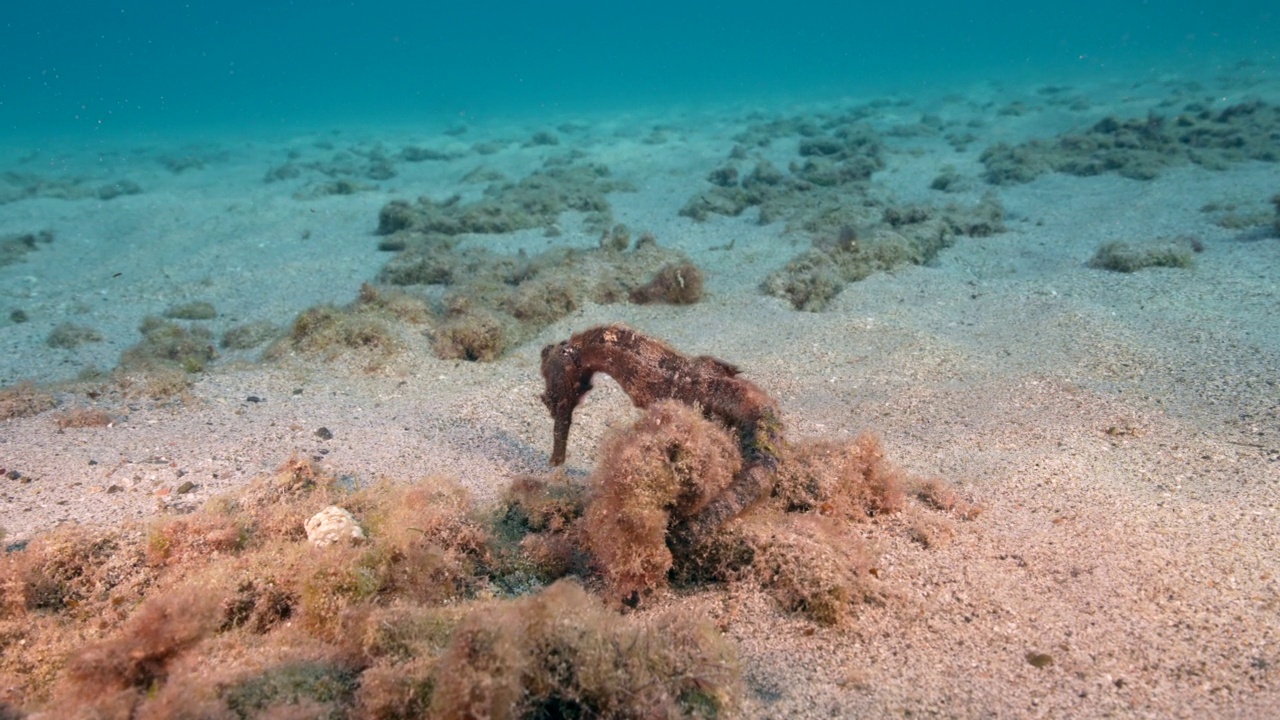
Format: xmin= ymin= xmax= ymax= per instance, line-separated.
xmin=1 ymin=59 xmax=1279 ymax=718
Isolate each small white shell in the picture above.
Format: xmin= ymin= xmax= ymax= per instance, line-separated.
xmin=305 ymin=506 xmax=365 ymax=547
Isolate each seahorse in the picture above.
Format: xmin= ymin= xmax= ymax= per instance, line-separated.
xmin=539 ymin=324 xmax=784 ymax=543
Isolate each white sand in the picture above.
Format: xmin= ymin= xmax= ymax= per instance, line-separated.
xmin=2 ymin=63 xmax=1279 ymax=717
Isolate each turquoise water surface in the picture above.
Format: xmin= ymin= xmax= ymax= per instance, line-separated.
xmin=3 ymin=1 xmax=1275 ymax=139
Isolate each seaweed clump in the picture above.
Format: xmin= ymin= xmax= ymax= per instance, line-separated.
xmin=119 ymin=316 xmax=217 ymax=374
xmin=162 ymin=301 xmax=217 ymax=321
xmin=45 ymin=323 xmax=103 ymax=349
xmin=0 ymin=382 xmax=57 ymax=420
xmin=368 ymin=157 xmax=709 ymax=362
xmin=0 ymin=457 xmax=742 ymax=718
xmin=105 ymin=316 xmax=220 ymax=400
xmin=265 ymin=141 xmax=411 ymax=195
xmin=678 ymin=112 xmax=1006 ymax=309
xmin=0 ymin=175 xmax=141 ymax=205
xmin=679 ymin=112 xmax=886 ymax=226
xmin=220 ymin=320 xmax=280 ymax=350
xmin=581 ymin=401 xmax=920 ymax=623
xmin=764 ymin=193 xmax=1005 ymax=311
xmin=0 ymin=230 xmax=53 ymax=267
xmin=383 ymin=229 xmax=705 ymax=362
xmin=376 ymin=162 xmax=629 ymax=238
xmin=584 ymin=400 xmax=742 ymax=605
xmin=266 ymin=284 xmax=430 ymax=369
xmin=431 ymin=580 xmax=739 ymax=719
xmin=1088 ymin=238 xmax=1196 ymax=272
xmin=980 ymin=100 xmax=1280 ymax=185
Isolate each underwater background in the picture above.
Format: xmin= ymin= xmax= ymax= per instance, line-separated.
xmin=3 ymin=0 xmax=1276 ymax=140
xmin=4 ymin=2 xmax=1280 ymax=718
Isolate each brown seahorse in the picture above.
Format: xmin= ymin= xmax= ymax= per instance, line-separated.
xmin=539 ymin=323 xmax=784 ymax=543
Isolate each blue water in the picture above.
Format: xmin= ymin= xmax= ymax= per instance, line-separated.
xmin=2 ymin=1 xmax=1275 ymax=140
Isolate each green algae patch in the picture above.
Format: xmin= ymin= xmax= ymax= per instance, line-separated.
xmin=376 ymin=162 xmax=632 ymax=238
xmin=265 ymin=285 xmax=430 ymax=368
xmin=380 ymin=228 xmax=704 ymax=362
xmin=981 ymin=100 xmax=1280 ymax=185
xmin=119 ymin=316 xmax=217 ymax=374
xmin=162 ymin=301 xmax=218 ymax=321
xmin=220 ymin=320 xmax=281 ymax=350
xmin=679 ymin=109 xmax=1007 ymax=310
xmin=0 ymin=175 xmax=142 ymax=205
xmin=363 ymin=156 xmax=708 ymax=361
xmin=45 ymin=323 xmax=103 ymax=350
xmin=763 ymin=195 xmax=1006 ymax=311
xmin=1088 ymin=238 xmax=1197 ymax=273
xmin=0 ymin=230 xmax=53 ymax=267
